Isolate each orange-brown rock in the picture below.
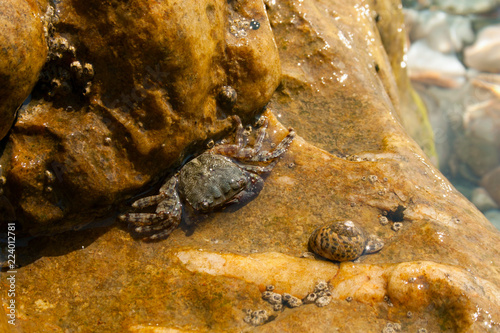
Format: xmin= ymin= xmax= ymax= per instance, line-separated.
xmin=0 ymin=0 xmax=281 ymax=235
xmin=0 ymin=0 xmax=47 ymax=141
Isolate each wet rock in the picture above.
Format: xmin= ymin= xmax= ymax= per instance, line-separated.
xmin=0 ymin=0 xmax=47 ymax=141
xmin=2 ymin=0 xmax=500 ymax=332
xmin=465 ymin=24 xmax=500 ymax=73
xmin=374 ymin=0 xmax=438 ymax=164
xmin=0 ymin=0 xmax=281 ymax=235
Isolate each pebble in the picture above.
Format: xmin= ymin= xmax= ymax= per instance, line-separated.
xmin=484 ymin=209 xmax=500 ymax=230
xmin=471 ymin=187 xmax=499 ymax=212
xmin=407 ymin=40 xmax=466 ymax=88
xmin=465 ymin=24 xmax=500 ymax=73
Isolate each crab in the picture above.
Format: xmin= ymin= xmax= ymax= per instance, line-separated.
xmin=119 ymin=115 xmax=296 ymax=240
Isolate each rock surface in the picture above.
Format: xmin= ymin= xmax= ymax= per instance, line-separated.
xmin=1 ymin=0 xmax=500 ymax=332
xmin=0 ymin=0 xmax=281 ymax=235
xmin=0 ymin=0 xmax=47 ymax=141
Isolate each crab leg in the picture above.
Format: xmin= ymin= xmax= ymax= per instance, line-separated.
xmin=211 ymin=116 xmax=270 ymax=160
xmin=210 ymin=116 xmax=246 ymax=156
xmin=119 ymin=174 xmax=182 ymax=240
xmin=234 ymin=114 xmax=245 ymax=148
xmin=128 ymin=174 xmax=178 ymax=209
xmin=251 ymin=128 xmax=296 ymax=162
xmin=239 ymin=159 xmax=278 ymax=174
xmin=132 ymin=210 xmax=182 ymax=240
xmin=251 ymin=116 xmax=268 ymax=155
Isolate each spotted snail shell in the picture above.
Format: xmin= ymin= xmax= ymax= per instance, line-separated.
xmin=309 ymin=220 xmax=384 ymax=262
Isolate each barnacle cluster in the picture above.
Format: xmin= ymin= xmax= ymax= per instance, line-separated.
xmin=382 ymin=322 xmax=402 ymax=333
xmin=37 ymin=29 xmax=94 ymax=99
xmin=303 ymin=281 xmax=333 ymax=307
xmin=379 ymin=210 xmax=406 ymax=232
xmin=243 ymin=309 xmax=268 ymax=326
xmin=344 ymin=154 xmax=380 ymax=162
xmin=262 ymin=285 xmax=285 ymax=311
xmin=229 ymin=16 xmax=260 ymax=38
xmin=261 ymin=281 xmax=333 ymax=313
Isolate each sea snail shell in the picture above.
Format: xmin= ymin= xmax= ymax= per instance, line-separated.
xmin=309 ymin=220 xmax=384 ymax=261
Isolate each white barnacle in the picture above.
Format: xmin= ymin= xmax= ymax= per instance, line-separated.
xmin=247 ymin=309 xmax=268 ymax=326
xmin=70 ymin=61 xmax=83 ymax=78
xmin=287 ymin=296 xmax=302 ymax=308
xmin=261 ymin=291 xmax=273 ymax=300
xmin=82 ymin=63 xmax=95 ymax=81
xmin=315 ymin=295 xmax=331 ymax=307
xmin=282 ymin=293 xmax=302 ymax=308
xmin=314 ymin=281 xmax=328 ymax=292
xmin=303 ymin=292 xmax=317 ymax=304
xmin=379 ymin=216 xmax=389 ymax=225
xmin=392 ymin=222 xmax=403 ymax=232
xmin=269 ymin=293 xmax=282 ymax=305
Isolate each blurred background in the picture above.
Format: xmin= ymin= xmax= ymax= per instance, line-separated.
xmin=402 ymin=0 xmax=500 ymax=229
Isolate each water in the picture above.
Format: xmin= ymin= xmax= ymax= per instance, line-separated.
xmin=403 ymin=1 xmax=500 ymax=230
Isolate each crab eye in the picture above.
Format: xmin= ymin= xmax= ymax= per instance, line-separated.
xmin=229 ymin=179 xmax=240 ymax=190
xmin=200 ymin=201 xmax=210 ymax=210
